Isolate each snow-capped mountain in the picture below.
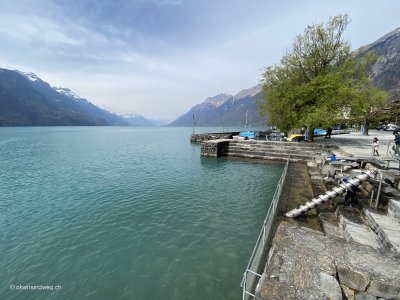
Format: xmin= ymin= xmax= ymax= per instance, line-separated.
xmin=53 ymin=87 xmax=81 ymax=100
xmin=122 ymin=114 xmax=169 ymax=126
xmin=16 ymin=71 xmax=41 ymax=82
xmin=0 ymin=68 xmax=127 ymax=126
xmin=202 ymin=93 xmax=232 ymax=107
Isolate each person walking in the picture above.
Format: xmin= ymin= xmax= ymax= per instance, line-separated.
xmin=372 ymin=137 xmax=380 ymax=156
xmin=393 ymin=130 xmax=400 ymax=156
xmin=337 ymin=177 xmax=358 ymax=208
xmin=325 ymin=127 xmax=332 ymax=139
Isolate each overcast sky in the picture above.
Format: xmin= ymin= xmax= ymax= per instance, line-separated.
xmin=0 ymin=0 xmax=399 ymax=120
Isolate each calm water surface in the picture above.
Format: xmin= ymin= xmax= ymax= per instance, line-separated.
xmin=0 ymin=127 xmax=283 ymax=300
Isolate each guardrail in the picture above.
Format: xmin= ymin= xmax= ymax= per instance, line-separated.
xmin=240 ymin=156 xmax=290 ymax=300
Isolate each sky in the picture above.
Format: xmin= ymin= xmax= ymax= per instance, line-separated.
xmin=0 ymin=0 xmax=399 ymax=121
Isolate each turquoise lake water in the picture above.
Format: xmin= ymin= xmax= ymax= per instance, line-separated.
xmin=0 ymin=127 xmax=283 ymax=300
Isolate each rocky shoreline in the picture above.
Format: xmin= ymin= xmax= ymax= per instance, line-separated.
xmin=255 ymin=131 xmax=400 ymax=300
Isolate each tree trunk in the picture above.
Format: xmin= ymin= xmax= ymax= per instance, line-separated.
xmin=308 ymin=127 xmax=315 ymax=142
xmin=363 ymin=113 xmax=369 ymax=136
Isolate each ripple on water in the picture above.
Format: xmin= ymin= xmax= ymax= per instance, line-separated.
xmin=0 ymin=127 xmax=283 ymax=300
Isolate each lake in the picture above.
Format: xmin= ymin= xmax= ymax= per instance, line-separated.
xmin=0 ymin=127 xmax=283 ymax=300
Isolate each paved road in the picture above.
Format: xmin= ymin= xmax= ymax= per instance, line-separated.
xmin=315 ymin=129 xmax=397 ymax=158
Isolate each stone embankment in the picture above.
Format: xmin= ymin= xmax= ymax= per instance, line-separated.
xmin=256 ymin=221 xmax=400 ymax=300
xmin=190 ymin=132 xmax=240 ymax=143
xmin=256 ymin=160 xmax=400 ymax=300
xmin=197 ymin=131 xmax=400 ymax=299
xmin=201 ymin=139 xmax=336 ymax=163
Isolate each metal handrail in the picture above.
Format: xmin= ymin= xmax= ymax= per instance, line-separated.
xmin=240 ymin=156 xmax=290 ymax=300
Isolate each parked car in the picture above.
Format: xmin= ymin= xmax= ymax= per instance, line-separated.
xmin=376 ymin=124 xmax=387 ymax=131
xmin=287 ymin=128 xmax=326 ymax=141
xmin=387 ymin=124 xmax=398 ymax=131
xmin=332 ymin=124 xmax=348 ymax=130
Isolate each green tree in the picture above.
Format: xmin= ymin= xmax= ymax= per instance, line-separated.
xmin=345 ymin=53 xmax=388 ymax=135
xmin=259 ymin=14 xmax=386 ymax=140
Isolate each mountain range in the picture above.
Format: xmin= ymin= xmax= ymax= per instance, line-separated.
xmin=0 ymin=69 xmax=162 ymax=126
xmin=169 ymin=27 xmax=400 ymax=126
xmin=0 ymin=69 xmax=124 ymax=126
xmin=358 ymin=27 xmax=400 ymax=100
xmin=169 ymin=85 xmax=264 ymax=127
xmin=122 ymin=114 xmax=169 ymax=126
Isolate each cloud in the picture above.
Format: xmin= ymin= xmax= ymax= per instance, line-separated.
xmin=0 ymin=14 xmax=85 ymax=46
xmin=1 ymin=0 xmax=400 ymax=120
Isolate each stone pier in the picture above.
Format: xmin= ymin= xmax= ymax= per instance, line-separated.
xmin=200 ymin=139 xmax=337 ymax=163
xmin=200 ymin=139 xmax=230 ymax=157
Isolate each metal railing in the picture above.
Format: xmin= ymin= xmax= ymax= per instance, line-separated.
xmin=240 ymin=156 xmax=290 ymax=300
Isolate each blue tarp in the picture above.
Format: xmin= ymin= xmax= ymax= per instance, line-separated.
xmin=314 ymin=129 xmax=327 ymax=136
xmin=239 ymin=131 xmax=256 ymax=138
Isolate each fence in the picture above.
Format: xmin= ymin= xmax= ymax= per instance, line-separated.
xmin=240 ymin=157 xmax=290 ymax=300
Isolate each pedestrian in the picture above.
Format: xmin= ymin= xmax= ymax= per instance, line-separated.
xmin=372 ymin=137 xmax=379 ymax=156
xmin=338 ymin=177 xmax=358 ymax=208
xmin=325 ymin=127 xmax=332 ymax=139
xmin=393 ymin=130 xmax=400 ymax=156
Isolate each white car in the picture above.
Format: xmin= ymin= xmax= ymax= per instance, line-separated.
xmin=387 ymin=124 xmax=398 ymax=131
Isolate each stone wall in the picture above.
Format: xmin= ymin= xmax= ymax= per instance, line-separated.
xmin=200 ymin=140 xmax=230 ymax=157
xmin=190 ymin=132 xmax=239 ymax=143
xmin=201 ymin=139 xmax=337 ymax=163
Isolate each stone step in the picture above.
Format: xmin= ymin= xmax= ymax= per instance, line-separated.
xmin=256 ymin=221 xmax=400 ymax=300
xmin=318 ymin=212 xmax=343 ymax=239
xmin=388 ymin=199 xmax=400 ymax=222
xmin=222 ymin=152 xmax=306 ymax=163
xmin=227 ymin=142 xmax=326 ymax=152
xmin=338 ymin=207 xmax=382 ymax=250
xmin=225 ymin=145 xmax=317 ymax=155
xmin=229 ymin=140 xmax=335 ymax=150
xmin=223 ymin=151 xmax=309 ymax=162
xmin=225 ymin=145 xmax=319 ymax=156
xmin=364 ymin=208 xmax=400 ymax=253
xmin=223 ymin=148 xmax=316 ymax=159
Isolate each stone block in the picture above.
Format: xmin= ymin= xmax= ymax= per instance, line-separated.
xmin=307 ymin=161 xmax=317 ymax=168
xmin=363 ymin=182 xmax=374 ymax=193
xmin=322 ymin=165 xmax=336 ymax=177
xmin=255 ymin=278 xmax=297 ymax=300
xmin=368 ymin=279 xmax=400 ymax=299
xmin=319 ymin=255 xmax=337 ymax=276
xmin=337 ymin=265 xmax=370 ymax=291
xmin=355 ymin=292 xmax=377 ymax=300
xmin=388 ymin=199 xmax=400 ymax=222
xmin=383 ymin=186 xmax=400 ymax=198
xmin=319 ymin=272 xmax=343 ymax=300
xmin=341 ymin=284 xmax=355 ymax=300
xmin=288 ymin=257 xmax=314 ymax=289
xmin=380 ymin=170 xmax=400 ymax=185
